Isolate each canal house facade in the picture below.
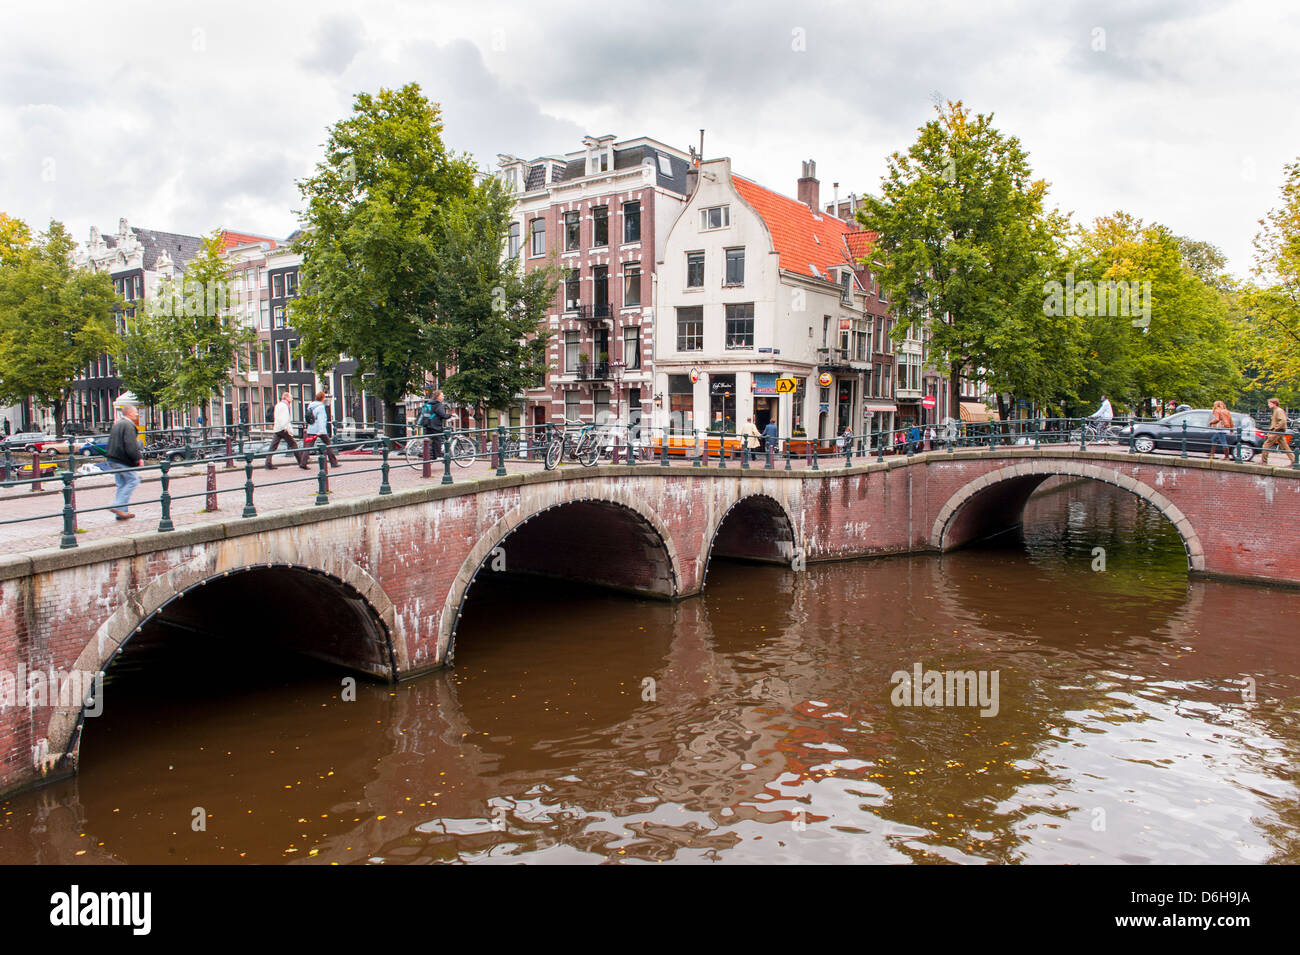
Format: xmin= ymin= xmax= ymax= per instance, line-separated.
xmin=654 ymin=157 xmax=876 ymax=442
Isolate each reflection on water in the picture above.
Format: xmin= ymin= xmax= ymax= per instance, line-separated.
xmin=2 ymin=477 xmax=1298 ymax=864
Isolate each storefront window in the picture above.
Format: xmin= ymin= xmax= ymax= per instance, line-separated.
xmin=710 ymin=374 xmax=736 ymax=433
xmin=668 ymin=374 xmax=694 ymax=434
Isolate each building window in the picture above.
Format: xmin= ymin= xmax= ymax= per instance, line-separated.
xmin=724 ymin=248 xmax=745 ymax=286
xmin=594 ymin=388 xmax=610 ymax=423
xmin=623 ymin=263 xmax=641 ymax=307
xmin=274 ymin=339 xmax=287 ymax=373
xmin=564 ymin=331 xmax=580 ymax=373
xmin=273 ymin=306 xmax=286 ymax=329
xmin=593 ymin=206 xmax=608 ymax=247
xmin=676 ymin=306 xmax=703 ymax=352
xmin=840 ymin=271 xmax=852 ymax=304
xmin=285 ymin=272 xmax=298 ymax=296
xmin=565 ymin=391 xmax=581 ymax=423
xmin=507 ymin=222 xmax=521 ymax=258
xmin=260 ymin=303 xmax=269 ymax=330
xmin=700 ymin=205 xmax=730 ymax=230
xmin=272 ymin=274 xmax=284 ymax=298
xmin=623 ymin=201 xmax=641 ymax=243
xmin=725 ymin=303 xmax=754 ymax=349
xmin=564 ymin=269 xmax=581 ymax=311
xmin=593 ymin=266 xmax=608 ymax=315
xmin=623 ymin=325 xmax=641 ymax=369
xmin=530 ymin=218 xmax=545 ymax=256
xmin=564 ymin=211 xmax=580 ymax=252
xmin=668 ymin=374 xmax=694 ymax=434
xmin=686 ymin=251 xmax=704 ymax=288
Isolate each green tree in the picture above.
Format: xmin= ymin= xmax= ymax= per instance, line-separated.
xmin=147 ymin=233 xmax=254 ymax=427
xmin=0 ymin=219 xmax=118 ymax=437
xmin=116 ymin=306 xmax=174 ymax=430
xmin=426 ymin=174 xmax=557 ymax=429
xmin=292 ymin=83 xmax=478 ymax=436
xmin=1241 ymin=159 xmax=1300 ymax=396
xmin=856 ymin=101 xmax=1074 ymax=419
xmin=1070 ymin=214 xmax=1240 ymax=414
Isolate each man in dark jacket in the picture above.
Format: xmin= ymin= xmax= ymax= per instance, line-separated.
xmin=106 ymin=402 xmax=143 ymax=520
xmin=425 ymin=390 xmax=451 ymax=458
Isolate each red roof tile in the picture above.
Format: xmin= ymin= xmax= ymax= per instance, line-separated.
xmin=218 ymin=230 xmax=278 ymax=252
xmin=845 ymin=230 xmax=878 ymax=262
xmin=731 ymin=175 xmax=854 ymax=281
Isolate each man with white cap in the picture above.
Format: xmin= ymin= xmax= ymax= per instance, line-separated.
xmin=105 ymin=394 xmax=143 ymax=520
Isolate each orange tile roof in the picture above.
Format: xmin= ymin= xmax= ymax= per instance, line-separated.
xmin=845 ymin=230 xmax=878 ymax=262
xmin=731 ymin=175 xmax=855 ymax=281
xmin=218 ymin=230 xmax=278 ymax=251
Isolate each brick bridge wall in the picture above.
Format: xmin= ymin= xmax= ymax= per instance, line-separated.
xmin=1 ymin=447 xmax=1297 ymax=795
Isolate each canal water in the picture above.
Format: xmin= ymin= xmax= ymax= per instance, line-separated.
xmin=2 ymin=478 xmax=1298 ymax=864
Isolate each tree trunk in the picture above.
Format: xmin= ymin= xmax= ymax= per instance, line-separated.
xmin=948 ymin=366 xmax=962 ymax=420
xmin=53 ymin=398 xmax=64 ymax=439
xmin=381 ymin=399 xmax=402 ymax=439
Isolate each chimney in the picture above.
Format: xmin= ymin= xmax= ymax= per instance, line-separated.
xmin=832 ymin=182 xmax=840 ymax=217
xmin=686 ymin=146 xmax=700 ymax=195
xmin=797 ymin=160 xmax=819 ymax=212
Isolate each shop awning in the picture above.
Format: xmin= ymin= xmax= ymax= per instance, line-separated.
xmin=959 ymin=401 xmax=993 ymax=422
xmin=864 ymin=403 xmax=897 ymax=413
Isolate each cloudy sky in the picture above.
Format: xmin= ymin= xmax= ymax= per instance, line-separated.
xmin=2 ymin=0 xmax=1296 ymax=276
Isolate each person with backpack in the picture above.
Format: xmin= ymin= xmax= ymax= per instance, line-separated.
xmin=305 ymin=391 xmax=340 ymax=467
xmin=423 ymin=390 xmax=451 ymax=459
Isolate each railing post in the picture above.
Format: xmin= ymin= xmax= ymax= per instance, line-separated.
xmin=157 ymin=459 xmax=174 ymax=532
xmin=379 ymin=437 xmax=393 ymax=495
xmin=1034 ymin=418 xmax=1041 ymax=452
xmin=31 ymin=449 xmax=42 ymax=492
xmin=1079 ymin=420 xmax=1087 ymax=452
xmin=718 ymin=433 xmax=727 ymax=469
xmin=660 ymin=429 xmax=669 ymax=467
xmin=1234 ymin=425 xmax=1242 ymax=463
xmin=496 ymin=426 xmax=507 ymax=476
xmin=224 ymin=428 xmax=234 ymax=470
xmin=422 ymin=436 xmax=432 ymax=479
xmin=205 ymin=461 xmax=218 ymax=512
xmin=844 ymin=438 xmax=852 ymax=468
xmin=1128 ymin=422 xmax=1136 ymax=454
xmin=242 ymin=452 xmax=257 ymax=517
xmin=1 ymin=446 xmax=12 ymax=485
xmin=1180 ymin=421 xmax=1188 ymax=459
xmin=741 ymin=439 xmax=750 ymax=469
xmin=59 ymin=467 xmax=77 ymax=549
xmin=441 ymin=434 xmax=453 ymax=485
xmin=693 ymin=430 xmax=702 ymax=467
xmin=766 ymin=441 xmax=774 ymax=470
xmin=812 ymin=441 xmax=820 ymax=470
xmin=877 ymin=432 xmax=885 ymax=463
xmin=315 ymin=446 xmax=329 ymax=504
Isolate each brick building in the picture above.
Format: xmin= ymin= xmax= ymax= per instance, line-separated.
xmin=498 ymin=135 xmax=693 ymax=432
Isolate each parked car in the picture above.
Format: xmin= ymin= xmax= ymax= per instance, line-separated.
xmin=2 ymin=431 xmax=55 ymax=453
xmin=1116 ymin=410 xmax=1265 ymax=461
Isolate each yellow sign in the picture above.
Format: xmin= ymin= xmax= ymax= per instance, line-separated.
xmin=775 ymin=377 xmax=798 ymax=394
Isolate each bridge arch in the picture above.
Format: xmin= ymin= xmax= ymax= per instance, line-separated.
xmin=701 ymin=493 xmax=798 ymax=586
xmin=440 ymin=492 xmax=681 ymax=665
xmin=931 ymin=461 xmax=1205 ymax=571
xmin=42 ymin=553 xmax=398 ymax=779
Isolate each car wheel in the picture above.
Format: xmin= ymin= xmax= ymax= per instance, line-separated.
xmin=167 ymin=451 xmax=185 ymax=463
xmin=1236 ymin=445 xmax=1255 ymax=463
xmin=1133 ymin=434 xmax=1156 ymax=454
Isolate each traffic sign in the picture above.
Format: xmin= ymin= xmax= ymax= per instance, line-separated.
xmin=775 ymin=377 xmax=798 ymax=394
xmin=818 ymin=372 xmax=833 ymax=387
xmin=922 ymin=396 xmax=937 ymax=410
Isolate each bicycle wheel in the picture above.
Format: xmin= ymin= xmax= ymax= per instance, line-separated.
xmin=544 ymin=437 xmax=562 ymax=470
xmin=404 ymin=437 xmax=428 ymax=470
xmin=577 ymin=435 xmax=599 ymax=467
xmin=450 ymin=435 xmax=476 ymax=468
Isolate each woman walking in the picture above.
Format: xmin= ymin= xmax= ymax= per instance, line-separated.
xmin=1207 ymin=400 xmax=1234 ymax=461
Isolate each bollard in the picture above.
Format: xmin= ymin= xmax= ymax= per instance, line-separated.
xmin=31 ymin=449 xmax=42 ymax=492
xmin=442 ymin=435 xmax=453 ymax=485
xmin=315 ymin=447 xmax=329 ymax=504
xmin=59 ymin=469 xmax=77 ymax=549
xmin=157 ymin=459 xmax=174 ymax=532
xmin=205 ymin=461 xmax=218 ymax=511
xmin=242 ymin=453 xmax=257 ymax=517
xmin=422 ymin=436 xmax=432 ymax=479
xmin=224 ymin=430 xmax=234 ymax=470
xmin=496 ymin=426 xmax=507 ymax=476
xmin=379 ymin=437 xmax=393 ymax=495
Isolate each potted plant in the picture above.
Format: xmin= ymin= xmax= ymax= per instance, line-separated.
xmin=578 ymin=353 xmax=590 ymax=364
xmin=598 ymin=351 xmax=609 ymax=364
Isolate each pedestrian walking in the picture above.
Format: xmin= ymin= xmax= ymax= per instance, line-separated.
xmin=762 ymin=419 xmax=778 ymax=453
xmin=926 ymin=426 xmax=936 ymax=451
xmin=1207 ymin=400 xmax=1233 ymax=460
xmin=425 ymin=390 xmax=451 ymax=459
xmin=837 ymin=425 xmax=854 ymax=454
xmin=1261 ymin=398 xmax=1290 ymax=463
xmin=741 ymin=416 xmax=762 ymax=459
xmin=265 ymin=392 xmax=307 ymax=469
xmin=105 ymin=399 xmax=143 ymax=521
xmin=908 ymin=424 xmax=921 ymax=453
xmin=304 ymin=391 xmax=340 ymax=467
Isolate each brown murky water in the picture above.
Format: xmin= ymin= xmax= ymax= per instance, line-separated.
xmin=3 ymin=479 xmax=1299 ymax=864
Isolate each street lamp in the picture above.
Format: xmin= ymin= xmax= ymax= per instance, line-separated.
xmin=610 ymin=359 xmax=626 ymax=462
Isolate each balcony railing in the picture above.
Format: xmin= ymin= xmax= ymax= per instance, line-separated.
xmin=565 ymin=303 xmax=612 ymax=321
xmin=577 ymin=361 xmax=611 ymax=380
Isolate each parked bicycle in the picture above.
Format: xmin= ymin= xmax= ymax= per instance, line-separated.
xmin=544 ymin=424 xmax=600 ymax=469
xmin=404 ymin=427 xmax=477 ymax=470
xmin=1068 ymin=419 xmax=1121 ymax=445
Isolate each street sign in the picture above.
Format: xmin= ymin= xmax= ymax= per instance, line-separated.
xmin=818 ymin=372 xmax=833 ymax=387
xmin=775 ymin=377 xmax=798 ymax=394
xmin=922 ymin=396 xmax=937 ymax=410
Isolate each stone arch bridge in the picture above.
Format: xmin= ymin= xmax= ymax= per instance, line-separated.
xmin=1 ymin=447 xmax=1297 ymax=794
